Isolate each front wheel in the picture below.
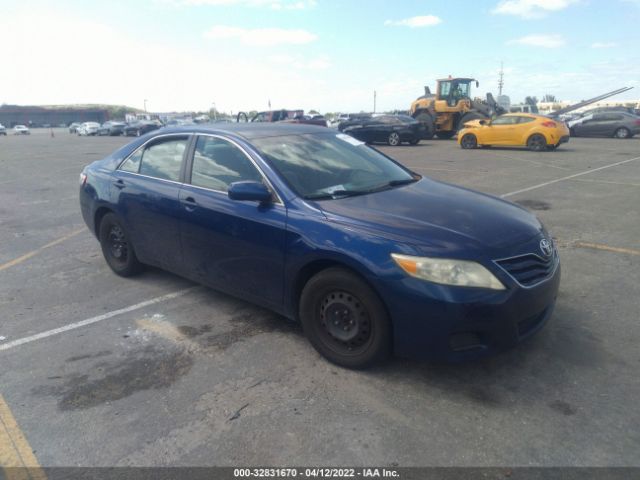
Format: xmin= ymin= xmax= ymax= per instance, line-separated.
xmin=527 ymin=134 xmax=547 ymax=152
xmin=99 ymin=213 xmax=142 ymax=277
xmin=299 ymin=268 xmax=391 ymax=369
xmin=614 ymin=127 xmax=631 ymax=139
xmin=387 ymin=132 xmax=401 ymax=146
xmin=460 ymin=133 xmax=478 ymax=149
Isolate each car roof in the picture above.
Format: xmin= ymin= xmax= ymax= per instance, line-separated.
xmin=159 ymin=123 xmax=329 ymax=140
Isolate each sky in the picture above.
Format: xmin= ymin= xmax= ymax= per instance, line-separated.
xmin=1 ymin=0 xmax=639 ymax=113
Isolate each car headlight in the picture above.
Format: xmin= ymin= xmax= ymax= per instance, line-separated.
xmin=391 ymin=253 xmax=505 ymax=290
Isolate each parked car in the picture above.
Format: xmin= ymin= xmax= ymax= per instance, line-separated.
xmin=78 ymin=122 xmax=100 ymax=136
xmin=574 ymin=106 xmax=638 ymax=118
xmin=338 ymin=114 xmax=426 ymax=146
xmin=69 ymin=122 xmax=82 ymax=134
xmin=123 ymin=120 xmax=162 ymax=137
xmin=79 ymin=124 xmax=559 ymax=368
xmin=237 ymin=109 xmax=327 ymax=127
xmin=568 ymin=112 xmax=640 ymax=139
xmin=458 ymin=113 xmax=570 ymax=151
xmin=98 ymin=121 xmax=126 ymax=136
xmin=0 ymin=124 xmax=6 ymax=136
xmin=13 ymin=125 xmax=30 ymax=135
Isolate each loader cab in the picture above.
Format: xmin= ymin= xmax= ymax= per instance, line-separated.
xmin=437 ymin=78 xmax=478 ymax=107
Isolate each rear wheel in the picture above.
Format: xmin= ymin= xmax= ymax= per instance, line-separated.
xmin=460 ymin=133 xmax=478 ymax=149
xmin=527 ymin=134 xmax=547 ymax=152
xmin=387 ymin=132 xmax=401 ymax=146
xmin=614 ymin=127 xmax=630 ymax=139
xmin=98 ymin=213 xmax=142 ymax=277
xmin=299 ymin=268 xmax=391 ymax=369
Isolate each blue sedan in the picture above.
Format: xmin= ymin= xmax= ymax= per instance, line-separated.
xmin=79 ymin=124 xmax=560 ymax=368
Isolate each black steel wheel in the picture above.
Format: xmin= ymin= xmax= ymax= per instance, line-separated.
xmin=99 ymin=213 xmax=142 ymax=277
xmin=299 ymin=267 xmax=391 ymax=369
xmin=614 ymin=127 xmax=630 ymax=139
xmin=387 ymin=132 xmax=401 ymax=146
xmin=460 ymin=133 xmax=478 ymax=149
xmin=527 ymin=134 xmax=547 ymax=152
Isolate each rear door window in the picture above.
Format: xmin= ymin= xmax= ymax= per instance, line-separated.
xmin=119 ymin=136 xmax=189 ymax=181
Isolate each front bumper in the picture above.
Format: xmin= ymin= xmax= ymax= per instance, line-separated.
xmin=380 ymin=257 xmax=560 ymax=362
xmin=558 ymin=135 xmax=570 ymax=144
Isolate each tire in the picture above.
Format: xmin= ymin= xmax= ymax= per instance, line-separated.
xmin=299 ymin=267 xmax=391 ymax=369
xmin=136 ymin=129 xmax=141 ymax=137
xmin=414 ymin=112 xmax=434 ymax=140
xmin=436 ymin=131 xmax=455 ymax=140
xmin=527 ymin=134 xmax=547 ymax=152
xmin=569 ymin=127 xmax=576 ymax=137
xmin=98 ymin=213 xmax=142 ymax=277
xmin=460 ymin=133 xmax=478 ymax=149
xmin=614 ymin=127 xmax=630 ymax=139
xmin=547 ymin=144 xmax=558 ymax=151
xmin=387 ymin=132 xmax=401 ymax=146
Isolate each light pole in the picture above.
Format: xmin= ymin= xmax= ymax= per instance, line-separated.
xmin=212 ymin=102 xmax=217 ymax=121
xmin=373 ymin=90 xmax=377 ymax=114
xmin=144 ymin=99 xmax=148 ymax=113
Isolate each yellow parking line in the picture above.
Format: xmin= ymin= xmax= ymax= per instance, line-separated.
xmin=0 ymin=394 xmax=47 ymax=479
xmin=574 ymin=241 xmax=640 ymax=256
xmin=0 ymin=228 xmax=84 ymax=273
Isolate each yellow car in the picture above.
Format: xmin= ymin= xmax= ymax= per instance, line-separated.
xmin=458 ymin=113 xmax=570 ymax=151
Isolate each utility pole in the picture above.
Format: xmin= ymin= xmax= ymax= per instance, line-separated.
xmin=498 ymin=62 xmax=504 ymax=97
xmin=373 ymin=90 xmax=377 ymax=113
xmin=144 ymin=99 xmax=148 ymax=113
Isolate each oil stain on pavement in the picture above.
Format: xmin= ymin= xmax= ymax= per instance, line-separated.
xmin=32 ymin=345 xmax=193 ymax=410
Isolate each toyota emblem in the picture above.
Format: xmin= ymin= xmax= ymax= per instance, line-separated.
xmin=539 ymin=238 xmax=553 ymax=257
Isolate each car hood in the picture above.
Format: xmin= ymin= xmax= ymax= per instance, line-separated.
xmin=461 ymin=119 xmax=484 ymax=129
xmin=316 ymin=178 xmax=543 ymax=254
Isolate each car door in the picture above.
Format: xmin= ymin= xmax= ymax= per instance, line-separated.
xmin=487 ymin=116 xmax=520 ymax=144
xmin=576 ymin=114 xmax=606 ymax=136
xmin=178 ymin=134 xmax=287 ymax=309
xmin=601 ymin=114 xmax=624 ymax=136
xmin=112 ymin=134 xmax=190 ymax=271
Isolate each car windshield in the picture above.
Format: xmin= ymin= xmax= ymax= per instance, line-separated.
xmin=253 ymin=132 xmax=418 ymax=200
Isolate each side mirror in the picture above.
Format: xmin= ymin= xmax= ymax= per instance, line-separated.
xmin=479 ymin=119 xmax=488 ymax=126
xmin=228 ymin=181 xmax=272 ymax=203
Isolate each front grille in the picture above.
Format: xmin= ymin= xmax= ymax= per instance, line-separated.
xmin=495 ymin=252 xmax=557 ymax=287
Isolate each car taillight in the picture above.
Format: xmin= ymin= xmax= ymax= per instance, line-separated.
xmin=635 ymin=119 xmax=640 ymax=125
xmin=79 ymin=173 xmax=87 ymax=186
xmin=541 ymin=121 xmax=557 ymax=128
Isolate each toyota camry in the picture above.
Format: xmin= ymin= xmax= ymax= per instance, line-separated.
xmin=79 ymin=124 xmax=560 ymax=369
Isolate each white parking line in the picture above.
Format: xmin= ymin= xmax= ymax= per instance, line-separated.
xmin=0 ymin=287 xmax=199 ymax=353
xmin=501 ymin=155 xmax=640 ymax=198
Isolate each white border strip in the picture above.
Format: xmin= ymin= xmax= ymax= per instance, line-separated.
xmin=0 ymin=287 xmax=199 ymax=353
xmin=501 ymin=156 xmax=640 ymax=198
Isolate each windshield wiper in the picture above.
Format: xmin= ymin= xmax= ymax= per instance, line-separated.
xmin=304 ymin=189 xmax=367 ymax=200
xmin=363 ymin=177 xmax=419 ymax=193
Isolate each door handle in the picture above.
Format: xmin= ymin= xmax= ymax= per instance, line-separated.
xmin=183 ymin=196 xmax=197 ymax=212
xmin=113 ymin=179 xmax=126 ymax=189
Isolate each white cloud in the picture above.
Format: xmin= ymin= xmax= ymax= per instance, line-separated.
xmin=384 ymin=15 xmax=442 ymax=28
xmin=492 ymin=0 xmax=578 ymax=18
xmin=169 ymin=0 xmax=316 ymax=8
xmin=591 ymin=41 xmax=617 ymax=48
xmin=203 ymin=25 xmax=317 ymax=46
xmin=508 ymin=34 xmax=565 ymax=48
xmin=268 ymin=54 xmax=331 ymax=70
